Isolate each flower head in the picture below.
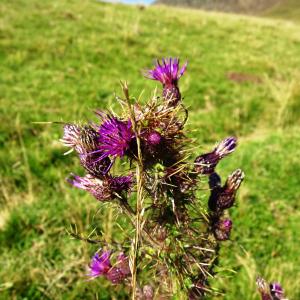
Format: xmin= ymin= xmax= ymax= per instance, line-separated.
xmin=145 ymin=58 xmax=187 ymax=106
xmin=146 ymin=58 xmax=187 ymax=86
xmin=194 ymin=137 xmax=237 ymax=175
xmin=60 ymin=124 xmax=82 ymax=151
xmin=88 ymin=251 xmax=111 ymax=279
xmin=97 ymin=113 xmax=134 ymax=160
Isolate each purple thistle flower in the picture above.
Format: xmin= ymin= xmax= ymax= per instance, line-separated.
xmin=213 ymin=218 xmax=233 ymax=241
xmin=270 ymin=282 xmax=285 ymax=300
xmin=208 ymin=169 xmax=244 ymax=211
xmin=194 ymin=137 xmax=237 ymax=175
xmin=88 ymin=251 xmax=112 ymax=279
xmin=97 ymin=113 xmax=134 ymax=161
xmin=145 ymin=58 xmax=187 ymax=106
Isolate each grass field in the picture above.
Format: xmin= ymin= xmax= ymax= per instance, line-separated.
xmin=0 ymin=0 xmax=300 ymax=299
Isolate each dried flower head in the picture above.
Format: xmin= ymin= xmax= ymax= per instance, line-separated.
xmin=68 ymin=174 xmax=113 ymax=201
xmin=60 ymin=124 xmax=82 ymax=151
xmin=68 ymin=174 xmax=132 ymax=201
xmin=194 ymin=137 xmax=237 ymax=175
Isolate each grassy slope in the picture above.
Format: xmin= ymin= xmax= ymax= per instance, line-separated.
xmin=1 ymin=0 xmax=300 ymax=299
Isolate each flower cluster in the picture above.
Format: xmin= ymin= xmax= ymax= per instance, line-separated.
xmin=57 ymin=57 xmax=280 ymax=300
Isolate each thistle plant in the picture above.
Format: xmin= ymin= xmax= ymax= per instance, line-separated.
xmin=60 ymin=58 xmax=245 ymax=299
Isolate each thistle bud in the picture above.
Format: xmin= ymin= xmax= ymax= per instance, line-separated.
xmin=194 ymin=137 xmax=237 ymax=175
xmin=213 ymin=219 xmax=232 ymax=241
xmin=143 ymin=285 xmax=154 ymax=300
xmin=146 ymin=131 xmax=162 ymax=146
xmin=208 ymin=169 xmax=244 ymax=211
xmin=215 ymin=136 xmax=237 ymax=158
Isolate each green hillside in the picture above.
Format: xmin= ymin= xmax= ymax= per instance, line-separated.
xmin=1 ymin=0 xmax=300 ymax=299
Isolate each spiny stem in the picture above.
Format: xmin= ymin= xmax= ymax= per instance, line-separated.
xmin=122 ymin=82 xmax=144 ymax=300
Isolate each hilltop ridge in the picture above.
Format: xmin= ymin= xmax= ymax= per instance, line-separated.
xmin=154 ymin=0 xmax=300 ymax=21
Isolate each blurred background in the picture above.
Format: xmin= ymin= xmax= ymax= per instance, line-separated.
xmin=0 ymin=0 xmax=300 ymax=299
